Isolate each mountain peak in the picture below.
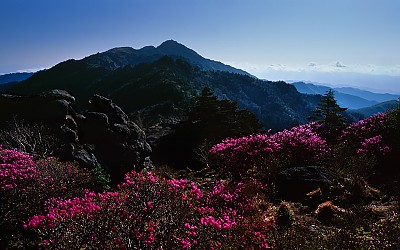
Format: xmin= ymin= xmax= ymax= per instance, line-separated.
xmin=157 ymin=40 xmax=200 ymax=60
xmin=158 ymin=39 xmax=181 ymax=47
xmin=105 ymin=47 xmax=136 ymax=54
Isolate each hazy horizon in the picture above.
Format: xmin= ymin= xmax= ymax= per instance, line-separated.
xmin=1 ymin=0 xmax=399 ymax=93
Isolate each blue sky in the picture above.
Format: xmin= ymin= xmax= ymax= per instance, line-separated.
xmin=1 ymin=0 xmax=400 ymax=92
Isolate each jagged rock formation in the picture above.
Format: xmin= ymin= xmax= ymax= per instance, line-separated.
xmin=0 ymin=90 xmax=151 ymax=182
xmin=0 ymin=89 xmax=75 ymax=126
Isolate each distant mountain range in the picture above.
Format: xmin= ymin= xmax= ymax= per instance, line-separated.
xmin=0 ymin=72 xmax=34 ymax=84
xmin=3 ymin=40 xmax=320 ymax=131
xmin=0 ymin=72 xmax=34 ymax=90
xmin=0 ymin=72 xmax=34 ymax=91
xmin=290 ymin=81 xmax=400 ymax=109
xmin=351 ymin=100 xmax=398 ymax=117
xmin=334 ymin=87 xmax=399 ymax=103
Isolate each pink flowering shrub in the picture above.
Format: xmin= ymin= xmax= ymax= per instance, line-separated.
xmin=336 ymin=112 xmax=399 ymax=175
xmin=0 ymin=146 xmax=96 ymax=247
xmin=0 ymin=146 xmax=36 ymax=190
xmin=274 ymin=123 xmax=331 ymax=167
xmin=26 ymin=171 xmax=275 ymax=249
xmin=209 ymin=123 xmax=330 ymax=180
xmin=340 ymin=113 xmax=389 ymax=153
xmin=356 ymin=135 xmax=390 ymax=156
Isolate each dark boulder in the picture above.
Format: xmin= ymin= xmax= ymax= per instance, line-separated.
xmin=275 ymin=166 xmax=337 ymax=202
xmin=78 ymin=95 xmax=152 ymax=182
xmin=77 ymin=112 xmax=110 ymax=143
xmin=60 ymin=124 xmax=78 ymax=142
xmin=89 ymin=94 xmax=129 ymax=125
xmin=81 ymin=120 xmax=151 ymax=182
xmin=0 ymin=89 xmax=75 ymax=127
xmin=58 ymin=143 xmax=100 ymax=169
xmin=64 ymin=115 xmax=78 ymax=131
xmin=40 ymin=89 xmax=75 ymax=103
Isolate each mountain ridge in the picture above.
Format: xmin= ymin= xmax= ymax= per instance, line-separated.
xmin=0 ymin=72 xmax=34 ymax=85
xmin=83 ymin=40 xmax=252 ymax=76
xmin=290 ymin=81 xmax=399 ymax=109
xmin=5 ymin=55 xmax=319 ymax=131
xmin=350 ymin=100 xmax=398 ymax=117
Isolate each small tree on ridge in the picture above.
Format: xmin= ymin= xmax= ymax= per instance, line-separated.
xmin=309 ymin=89 xmax=347 ymax=142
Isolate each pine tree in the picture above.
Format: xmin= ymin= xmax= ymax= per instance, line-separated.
xmin=188 ymin=86 xmax=262 ymax=140
xmin=309 ymin=89 xmax=347 ymax=142
xmin=154 ymin=86 xmax=262 ymax=170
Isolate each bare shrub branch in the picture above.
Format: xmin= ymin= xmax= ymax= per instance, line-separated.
xmin=0 ymin=117 xmax=57 ymax=158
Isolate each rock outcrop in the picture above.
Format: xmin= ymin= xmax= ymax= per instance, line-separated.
xmin=275 ymin=166 xmax=337 ymax=202
xmin=0 ymin=89 xmax=75 ymax=127
xmin=76 ymin=95 xmax=152 ymax=181
xmin=89 ymin=94 xmax=130 ymax=125
xmin=0 ymin=90 xmax=151 ymax=183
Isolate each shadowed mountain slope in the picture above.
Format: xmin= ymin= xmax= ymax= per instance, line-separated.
xmin=5 ymin=40 xmax=325 ymax=131
xmin=6 ymin=56 xmax=320 ymax=131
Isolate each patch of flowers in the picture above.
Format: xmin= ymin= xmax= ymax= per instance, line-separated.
xmin=356 ymin=135 xmax=390 ymax=156
xmin=340 ymin=113 xmax=390 ymax=156
xmin=0 ymin=146 xmax=96 ymax=246
xmin=336 ymin=112 xmax=400 ymax=175
xmin=0 ymin=146 xmax=36 ymax=189
xmin=25 ymin=171 xmax=275 ymax=249
xmin=209 ymin=123 xmax=330 ymax=179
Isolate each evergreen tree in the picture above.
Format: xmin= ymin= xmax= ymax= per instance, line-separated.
xmin=188 ymin=87 xmax=262 ymax=141
xmin=309 ymin=89 xmax=347 ymax=142
xmin=154 ymin=87 xmax=262 ymax=170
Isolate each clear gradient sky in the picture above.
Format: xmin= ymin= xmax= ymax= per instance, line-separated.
xmin=1 ymin=0 xmax=400 ymax=92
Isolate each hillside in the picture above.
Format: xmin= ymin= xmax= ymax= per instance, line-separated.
xmin=291 ymin=81 xmax=400 ymax=110
xmin=0 ymin=82 xmax=18 ymax=91
xmin=291 ymin=81 xmax=378 ymax=109
xmin=6 ymin=54 xmax=320 ymax=131
xmin=335 ymin=86 xmax=400 ymax=103
xmin=0 ymin=72 xmax=34 ymax=85
xmin=350 ymin=100 xmax=398 ymax=117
